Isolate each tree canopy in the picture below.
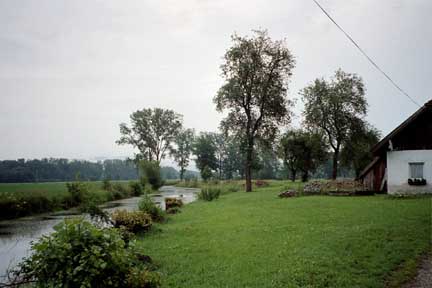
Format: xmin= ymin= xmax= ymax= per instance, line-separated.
xmin=170 ymin=128 xmax=195 ymax=180
xmin=117 ymin=108 xmax=183 ymax=162
xmin=302 ymin=69 xmax=368 ymax=179
xmin=214 ymin=29 xmax=295 ymax=191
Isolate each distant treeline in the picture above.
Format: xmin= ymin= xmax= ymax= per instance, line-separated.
xmin=0 ymin=158 xmax=197 ymax=183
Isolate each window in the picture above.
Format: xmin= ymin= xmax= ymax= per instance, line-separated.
xmin=409 ymin=162 xmax=424 ymax=179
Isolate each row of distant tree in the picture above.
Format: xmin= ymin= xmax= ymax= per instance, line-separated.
xmin=0 ymin=158 xmax=195 ymax=183
xmin=117 ymin=30 xmax=380 ymax=189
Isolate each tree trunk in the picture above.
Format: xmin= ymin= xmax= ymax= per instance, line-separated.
xmin=332 ymin=149 xmax=339 ymax=180
xmin=290 ymin=169 xmax=296 ymax=182
xmin=245 ymin=141 xmax=253 ymax=192
xmin=180 ymin=168 xmax=184 ymax=181
xmin=301 ymin=171 xmax=309 ymax=182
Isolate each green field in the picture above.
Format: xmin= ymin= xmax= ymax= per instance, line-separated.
xmin=138 ymin=181 xmax=431 ymax=288
xmin=0 ymin=180 xmax=132 ymax=220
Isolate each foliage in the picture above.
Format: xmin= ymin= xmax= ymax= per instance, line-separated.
xmin=201 ymin=166 xmax=213 ymax=182
xmin=13 ymin=219 xmax=160 ymax=288
xmin=0 ymin=181 xmax=133 ymax=220
xmin=129 ymin=181 xmax=144 ymax=196
xmin=193 ymin=132 xmax=218 ymax=176
xmin=302 ymin=69 xmax=368 ymax=179
xmin=340 ymin=121 xmax=381 ymax=178
xmin=66 ymin=180 xmax=90 ymax=206
xmin=138 ymin=194 xmax=165 ymax=222
xmin=140 ymin=161 xmax=164 ymax=190
xmin=102 ymin=178 xmax=112 ymax=191
xmin=198 ymin=187 xmax=221 ymax=201
xmin=126 ymin=267 xmax=162 ymax=288
xmin=79 ymin=201 xmax=111 ymax=224
xmin=111 ymin=209 xmax=153 ymax=233
xmin=111 ymin=182 xmax=131 ymax=200
xmin=170 ymin=128 xmax=195 ymax=180
xmin=0 ymin=158 xmax=138 ymax=183
xmin=166 ymin=207 xmax=182 ymax=214
xmin=139 ymin=181 xmax=430 ymax=288
xmin=214 ymin=29 xmax=295 ymax=191
xmin=117 ymin=108 xmax=183 ymax=162
xmin=279 ymin=129 xmax=327 ymax=182
xmin=165 ymin=197 xmax=183 ymax=210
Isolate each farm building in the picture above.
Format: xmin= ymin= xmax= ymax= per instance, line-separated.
xmin=359 ymin=100 xmax=432 ymax=194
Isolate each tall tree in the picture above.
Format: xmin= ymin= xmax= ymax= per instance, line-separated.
xmin=117 ymin=108 xmax=183 ymax=162
xmin=214 ymin=30 xmax=295 ymax=191
xmin=341 ymin=121 xmax=381 ymax=178
xmin=193 ymin=132 xmax=218 ymax=179
xmin=170 ymin=128 xmax=195 ymax=180
xmin=302 ymin=69 xmax=367 ymax=179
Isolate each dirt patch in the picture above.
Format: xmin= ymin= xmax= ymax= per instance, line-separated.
xmin=403 ymin=253 xmax=432 ymax=288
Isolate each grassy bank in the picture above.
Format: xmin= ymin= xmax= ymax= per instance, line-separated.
xmin=0 ymin=181 xmax=133 ymax=220
xmin=138 ymin=181 xmax=431 ymax=288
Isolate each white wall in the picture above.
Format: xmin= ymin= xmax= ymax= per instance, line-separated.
xmin=387 ymin=150 xmax=432 ymax=194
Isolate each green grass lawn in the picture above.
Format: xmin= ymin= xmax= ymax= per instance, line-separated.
xmin=138 ymin=182 xmax=431 ymax=288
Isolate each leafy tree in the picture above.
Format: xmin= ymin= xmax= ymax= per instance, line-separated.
xmin=214 ymin=30 xmax=295 ymax=191
xmin=279 ymin=130 xmax=327 ymax=182
xmin=278 ymin=131 xmax=302 ymax=181
xmin=201 ymin=166 xmax=213 ymax=182
xmin=193 ymin=132 xmax=218 ymax=178
xmin=117 ymin=108 xmax=183 ymax=162
xmin=221 ymin=135 xmax=245 ymax=179
xmin=139 ymin=161 xmax=163 ymax=190
xmin=253 ymin=143 xmax=280 ymax=179
xmin=341 ymin=121 xmax=381 ymax=178
xmin=302 ymin=69 xmax=367 ymax=179
xmin=170 ymin=128 xmax=195 ymax=180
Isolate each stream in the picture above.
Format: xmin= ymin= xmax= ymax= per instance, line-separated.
xmin=0 ymin=186 xmax=199 ymax=280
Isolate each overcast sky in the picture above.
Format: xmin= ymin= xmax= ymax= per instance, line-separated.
xmin=0 ymin=0 xmax=431 ymax=163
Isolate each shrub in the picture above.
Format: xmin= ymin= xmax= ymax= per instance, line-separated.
xmin=226 ymin=184 xmax=240 ymax=193
xmin=111 ymin=210 xmax=152 ymax=233
xmin=102 ymin=178 xmax=112 ymax=191
xmin=138 ymin=194 xmax=165 ymax=222
xmin=198 ymin=187 xmax=221 ymax=201
xmin=13 ymin=219 xmax=160 ymax=288
xmin=111 ymin=183 xmax=130 ymax=200
xmin=127 ymin=267 xmax=161 ymax=288
xmin=66 ymin=181 xmax=89 ymax=206
xmin=166 ymin=207 xmax=182 ymax=214
xmin=201 ymin=166 xmax=212 ymax=182
xmin=165 ymin=197 xmax=183 ymax=210
xmin=129 ymin=181 xmax=143 ymax=196
xmin=140 ymin=161 xmax=164 ymax=190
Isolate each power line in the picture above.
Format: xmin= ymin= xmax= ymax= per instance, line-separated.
xmin=312 ymin=0 xmax=421 ymax=108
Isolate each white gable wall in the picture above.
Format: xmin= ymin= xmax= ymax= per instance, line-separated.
xmin=387 ymin=150 xmax=432 ymax=194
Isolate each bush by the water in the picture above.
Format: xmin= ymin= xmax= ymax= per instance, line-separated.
xmin=140 ymin=161 xmax=163 ymax=190
xmin=102 ymin=178 xmax=112 ymax=191
xmin=66 ymin=181 xmax=89 ymax=205
xmin=12 ymin=219 xmax=160 ymax=288
xmin=129 ymin=181 xmax=143 ymax=196
xmin=198 ymin=187 xmax=221 ymax=201
xmin=165 ymin=197 xmax=183 ymax=210
xmin=110 ymin=183 xmax=130 ymax=200
xmin=112 ymin=209 xmax=152 ymax=233
xmin=138 ymin=194 xmax=165 ymax=222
